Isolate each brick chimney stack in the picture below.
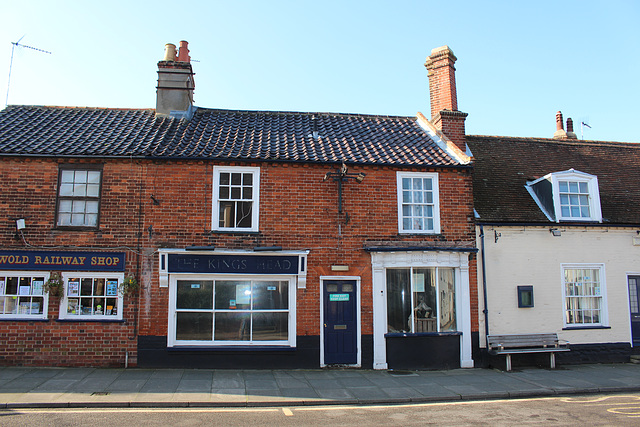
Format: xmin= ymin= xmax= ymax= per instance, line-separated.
xmin=156 ymin=41 xmax=195 ymax=118
xmin=424 ymin=46 xmax=468 ymax=152
xmin=553 ymin=111 xmax=577 ymax=139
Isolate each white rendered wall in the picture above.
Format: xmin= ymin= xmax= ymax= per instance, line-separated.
xmin=476 ymin=226 xmax=640 ymax=347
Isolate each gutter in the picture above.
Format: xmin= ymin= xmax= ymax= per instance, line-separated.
xmin=479 ymin=225 xmax=489 ymax=338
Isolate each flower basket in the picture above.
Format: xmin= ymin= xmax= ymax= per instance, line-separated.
xmin=119 ymin=275 xmax=140 ymax=296
xmin=44 ymin=272 xmax=64 ymax=296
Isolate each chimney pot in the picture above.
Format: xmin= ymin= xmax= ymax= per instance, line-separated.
xmin=163 ymin=43 xmax=177 ymax=61
xmin=177 ymin=40 xmax=190 ymax=63
xmin=553 ymin=111 xmax=568 ymax=139
xmin=566 ymin=117 xmax=577 ymax=139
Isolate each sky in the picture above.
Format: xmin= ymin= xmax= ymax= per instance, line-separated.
xmin=1 ymin=1 xmax=639 ymax=143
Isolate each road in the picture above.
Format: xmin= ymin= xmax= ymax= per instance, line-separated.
xmin=1 ymin=393 xmax=639 ymax=426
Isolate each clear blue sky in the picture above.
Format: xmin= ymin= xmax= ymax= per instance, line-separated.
xmin=2 ymin=1 xmax=638 ymax=142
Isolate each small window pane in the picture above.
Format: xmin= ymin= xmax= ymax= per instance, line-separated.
xmin=72 ymin=200 xmax=86 ymax=213
xmin=177 ymin=280 xmax=213 ymax=309
xmin=86 ymin=201 xmax=99 ymax=213
xmin=61 ymin=170 xmax=75 ymax=183
xmin=219 ymin=187 xmax=230 ymax=199
xmin=59 ymin=184 xmax=74 ymax=196
xmin=252 ymin=312 xmax=288 ymax=341
xmin=243 ymin=173 xmax=253 ymax=185
xmin=177 ymin=312 xmax=213 ymax=341
xmin=220 ymin=173 xmax=230 ymax=185
xmin=231 ymin=173 xmax=242 ymax=185
xmin=87 ymin=171 xmax=101 ymax=183
xmin=579 ymin=182 xmax=588 ymax=193
xmin=74 ymin=171 xmax=88 ymax=183
xmin=402 ymin=177 xmax=411 ymax=190
xmin=559 ymin=181 xmax=568 ymax=192
xmin=215 ymin=281 xmax=251 ymax=310
xmin=253 ymin=281 xmax=288 ymax=310
xmin=412 ymin=178 xmax=422 ymax=190
xmin=215 ymin=312 xmax=250 ymax=341
xmin=87 ymin=184 xmax=100 ymax=197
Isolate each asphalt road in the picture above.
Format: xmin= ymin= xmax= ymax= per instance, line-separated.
xmin=1 ymin=393 xmax=640 ymax=426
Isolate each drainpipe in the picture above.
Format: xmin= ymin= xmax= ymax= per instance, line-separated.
xmin=479 ymin=225 xmax=489 ymax=338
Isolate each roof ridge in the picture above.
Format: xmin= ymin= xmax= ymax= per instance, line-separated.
xmin=468 ymin=134 xmax=639 ymax=147
xmin=194 ymin=107 xmax=416 ymax=121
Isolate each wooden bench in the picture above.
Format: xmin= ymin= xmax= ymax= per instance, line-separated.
xmin=487 ymin=333 xmax=570 ymax=371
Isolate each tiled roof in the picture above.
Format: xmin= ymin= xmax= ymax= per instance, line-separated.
xmin=0 ymin=105 xmax=461 ymax=167
xmin=467 ymin=135 xmax=640 ymax=225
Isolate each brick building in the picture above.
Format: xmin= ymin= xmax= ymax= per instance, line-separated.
xmin=0 ymin=42 xmax=478 ymax=369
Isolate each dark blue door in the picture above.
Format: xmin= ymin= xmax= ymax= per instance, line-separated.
xmin=629 ymin=276 xmax=640 ymax=346
xmin=323 ymin=280 xmax=358 ymax=365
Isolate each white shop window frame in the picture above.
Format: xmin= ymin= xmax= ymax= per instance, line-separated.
xmin=58 ymin=272 xmax=124 ymax=320
xmin=561 ymin=263 xmax=608 ymax=328
xmin=396 ymin=171 xmax=441 ymax=234
xmin=212 ymin=166 xmax=261 ymax=232
xmin=0 ymin=271 xmax=50 ymax=320
xmin=167 ymin=273 xmax=297 ymax=347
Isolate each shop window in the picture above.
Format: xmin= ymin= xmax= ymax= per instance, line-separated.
xmin=59 ymin=273 xmax=124 ymax=320
xmin=562 ymin=264 xmax=606 ymax=327
xmin=0 ymin=272 xmax=48 ymax=319
xmin=396 ymin=172 xmax=440 ymax=234
xmin=170 ymin=277 xmax=294 ymax=346
xmin=212 ymin=166 xmax=260 ymax=232
xmin=386 ymin=267 xmax=456 ymax=333
xmin=56 ymin=167 xmax=103 ymax=228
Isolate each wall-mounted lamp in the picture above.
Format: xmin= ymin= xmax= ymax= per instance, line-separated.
xmin=16 ymin=219 xmax=25 ymax=230
xmin=322 ymin=163 xmax=366 ymax=214
xmin=550 ymin=228 xmax=562 ymax=237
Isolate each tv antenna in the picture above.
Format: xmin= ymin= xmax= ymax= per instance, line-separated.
xmin=580 ymin=120 xmax=591 ymax=140
xmin=5 ymin=36 xmax=52 ymax=106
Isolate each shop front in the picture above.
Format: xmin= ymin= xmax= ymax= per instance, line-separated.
xmin=370 ymin=249 xmax=475 ymax=370
xmin=138 ymin=248 xmax=311 ymax=368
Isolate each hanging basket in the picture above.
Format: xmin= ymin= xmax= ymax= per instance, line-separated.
xmin=44 ymin=272 xmax=64 ymax=296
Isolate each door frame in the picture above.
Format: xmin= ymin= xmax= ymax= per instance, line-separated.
xmin=320 ymin=276 xmax=361 ymax=367
xmin=627 ymin=273 xmax=640 ymax=347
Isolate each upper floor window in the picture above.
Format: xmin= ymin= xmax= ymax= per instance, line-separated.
xmin=212 ymin=166 xmax=260 ymax=232
xmin=0 ymin=272 xmax=49 ymax=319
xmin=56 ymin=167 xmax=102 ymax=228
xmin=526 ymin=169 xmax=602 ymax=223
xmin=397 ymin=172 xmax=440 ymax=234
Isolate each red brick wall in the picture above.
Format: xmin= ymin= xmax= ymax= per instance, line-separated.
xmin=0 ymin=157 xmax=477 ymax=366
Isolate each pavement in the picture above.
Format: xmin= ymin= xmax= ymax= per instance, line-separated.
xmin=1 ymin=363 xmax=640 ymax=409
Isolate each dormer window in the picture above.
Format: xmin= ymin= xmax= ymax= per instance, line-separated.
xmin=526 ymin=169 xmax=602 ymax=223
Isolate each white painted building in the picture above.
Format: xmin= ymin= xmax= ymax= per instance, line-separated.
xmin=468 ymin=123 xmax=640 ymax=366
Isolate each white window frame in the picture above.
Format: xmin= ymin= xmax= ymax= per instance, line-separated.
xmin=167 ymin=274 xmax=296 ymax=347
xmin=551 ymin=170 xmax=602 ymax=222
xmin=58 ymin=272 xmax=124 ymax=320
xmin=561 ymin=263 xmax=607 ymax=328
xmin=396 ymin=171 xmax=441 ymax=234
xmin=212 ymin=166 xmax=260 ymax=232
xmin=0 ymin=271 xmax=50 ymax=319
xmin=56 ymin=167 xmax=103 ymax=228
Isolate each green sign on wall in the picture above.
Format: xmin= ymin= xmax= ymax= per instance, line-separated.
xmin=329 ymin=293 xmax=350 ymax=302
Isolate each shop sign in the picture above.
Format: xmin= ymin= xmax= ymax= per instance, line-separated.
xmin=0 ymin=250 xmax=125 ymax=272
xmin=168 ymin=253 xmax=299 ymax=275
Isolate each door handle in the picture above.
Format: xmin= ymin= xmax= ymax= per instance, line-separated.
xmin=324 ymin=323 xmax=327 ymax=327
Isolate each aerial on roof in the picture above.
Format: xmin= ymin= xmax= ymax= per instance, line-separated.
xmin=0 ymin=105 xmax=464 ymax=167
xmin=467 ymin=135 xmax=640 ymax=225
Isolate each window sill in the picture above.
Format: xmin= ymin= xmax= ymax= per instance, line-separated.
xmin=211 ymin=230 xmax=260 ymax=235
xmin=562 ymin=325 xmax=611 ymax=330
xmin=385 ymin=332 xmax=462 ymax=338
xmin=0 ymin=317 xmax=49 ymax=322
xmin=167 ymin=345 xmax=295 ymax=352
xmin=53 ymin=226 xmax=101 ymax=232
xmin=56 ymin=318 xmax=125 ymax=323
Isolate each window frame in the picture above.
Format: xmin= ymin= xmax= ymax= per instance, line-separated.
xmin=55 ymin=165 xmax=104 ymax=230
xmin=212 ymin=166 xmax=260 ymax=233
xmin=385 ymin=266 xmax=457 ymax=334
xmin=58 ymin=272 xmax=124 ymax=320
xmin=550 ymin=170 xmax=601 ymax=222
xmin=167 ymin=274 xmax=296 ymax=347
xmin=396 ymin=171 xmax=441 ymax=234
xmin=0 ymin=271 xmax=50 ymax=319
xmin=561 ymin=263 xmax=607 ymax=328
